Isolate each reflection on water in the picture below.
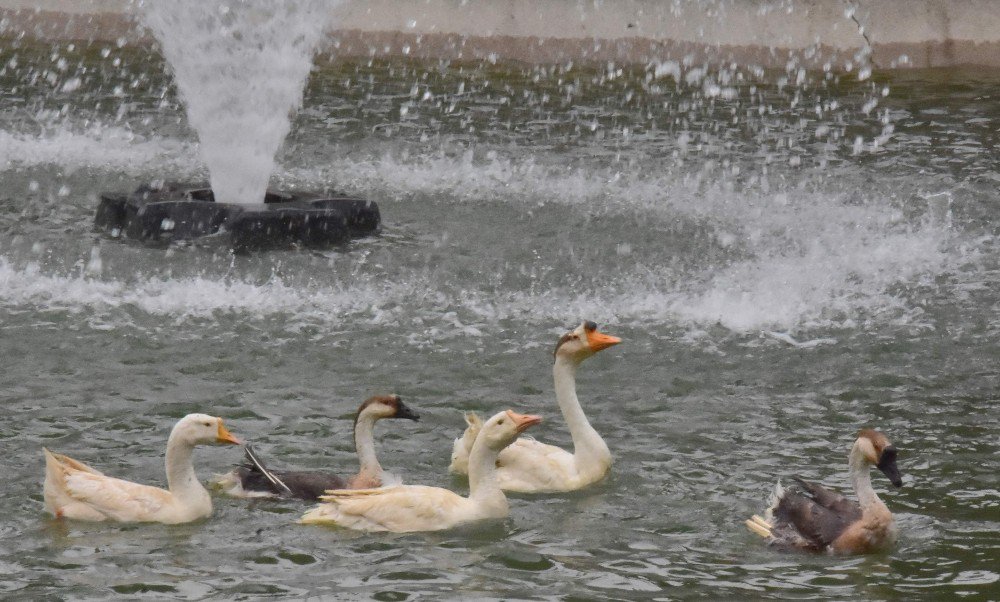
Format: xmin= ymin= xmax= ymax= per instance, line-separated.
xmin=0 ymin=41 xmax=998 ymax=599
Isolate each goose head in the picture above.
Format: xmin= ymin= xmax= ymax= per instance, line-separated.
xmin=478 ymin=410 xmax=542 ymax=451
xmin=553 ymin=321 xmax=621 ymax=364
xmin=171 ymin=413 xmax=243 ymax=446
xmin=357 ymin=394 xmax=420 ymax=422
xmin=854 ymin=428 xmax=902 ymax=487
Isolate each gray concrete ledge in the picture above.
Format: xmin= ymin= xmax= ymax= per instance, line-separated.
xmin=2 ymin=0 xmax=999 ymax=69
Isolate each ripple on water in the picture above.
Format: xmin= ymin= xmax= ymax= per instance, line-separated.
xmin=1 ymin=53 xmax=999 ymax=600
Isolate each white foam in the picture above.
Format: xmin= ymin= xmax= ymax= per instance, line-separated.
xmin=0 ymin=131 xmax=976 ymax=337
xmin=0 ymin=214 xmax=963 ymax=341
xmin=0 ymin=258 xmax=380 ymax=322
xmin=282 ymin=149 xmax=966 ymax=332
xmin=0 ymin=125 xmax=198 ymax=174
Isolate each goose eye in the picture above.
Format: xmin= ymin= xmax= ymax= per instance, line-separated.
xmin=498 ymin=419 xmax=505 ymax=425
xmin=203 ymin=422 xmax=211 ymax=427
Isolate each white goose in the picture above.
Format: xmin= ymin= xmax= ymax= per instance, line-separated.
xmin=746 ymin=428 xmax=903 ymax=554
xmin=300 ymin=410 xmax=541 ymax=532
xmin=43 ymin=413 xmax=242 ymax=524
xmin=448 ymin=321 xmax=621 ymax=493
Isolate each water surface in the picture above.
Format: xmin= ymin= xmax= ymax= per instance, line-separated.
xmin=0 ymin=41 xmax=998 ymax=600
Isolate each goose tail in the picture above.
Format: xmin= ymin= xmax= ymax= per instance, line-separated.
xmin=745 ymin=480 xmax=784 ymax=540
xmin=242 ymin=444 xmax=293 ymax=495
xmin=448 ymin=412 xmax=483 ymax=474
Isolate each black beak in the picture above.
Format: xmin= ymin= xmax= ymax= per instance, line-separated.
xmin=877 ymin=446 xmax=902 ymax=488
xmin=393 ymin=400 xmax=420 ymax=422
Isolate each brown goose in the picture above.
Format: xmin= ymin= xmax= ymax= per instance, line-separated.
xmin=746 ymin=429 xmax=903 ymax=554
xmin=215 ymin=395 xmax=419 ymax=500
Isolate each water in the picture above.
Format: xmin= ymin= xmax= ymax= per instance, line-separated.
xmin=1 ymin=38 xmax=999 ymax=600
xmin=140 ymin=0 xmax=334 ymax=205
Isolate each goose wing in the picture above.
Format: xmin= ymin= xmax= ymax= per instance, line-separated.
xmin=59 ymin=470 xmax=174 ymax=522
xmin=304 ymin=485 xmax=468 ymax=532
xmin=45 ymin=449 xmax=170 ymax=521
xmin=45 ymin=449 xmax=106 ymax=476
xmin=236 ymin=466 xmax=347 ymax=500
xmin=773 ymin=480 xmax=862 ymax=550
xmin=236 ymin=445 xmax=347 ymax=500
xmin=793 ymin=477 xmax=860 ymax=516
xmin=448 ymin=412 xmax=483 ymax=474
xmin=239 ymin=444 xmax=293 ymax=495
xmin=494 ymin=439 xmax=578 ymax=491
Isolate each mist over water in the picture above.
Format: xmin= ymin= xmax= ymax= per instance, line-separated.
xmin=140 ymin=0 xmax=333 ymax=204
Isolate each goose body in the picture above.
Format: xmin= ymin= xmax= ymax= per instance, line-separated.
xmin=301 ymin=410 xmax=541 ymax=532
xmin=216 ymin=395 xmax=418 ymax=500
xmin=43 ymin=414 xmax=242 ymax=524
xmin=449 ymin=321 xmax=620 ymax=493
xmin=746 ymin=429 xmax=902 ymax=554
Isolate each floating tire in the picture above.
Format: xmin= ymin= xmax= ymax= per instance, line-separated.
xmin=94 ymin=183 xmax=380 ymax=252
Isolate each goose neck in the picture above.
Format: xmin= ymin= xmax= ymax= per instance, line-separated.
xmin=849 ymin=449 xmax=885 ymax=514
xmin=354 ymin=412 xmax=383 ymax=479
xmin=467 ymin=437 xmax=507 ymax=511
xmin=164 ymin=432 xmax=209 ymax=505
xmin=553 ymin=356 xmax=605 ymax=456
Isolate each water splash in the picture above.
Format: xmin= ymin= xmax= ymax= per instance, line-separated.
xmin=140 ymin=0 xmax=334 ymax=204
xmin=0 ymin=125 xmax=195 ymax=172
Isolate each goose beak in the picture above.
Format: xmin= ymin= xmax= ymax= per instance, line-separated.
xmin=216 ymin=420 xmax=243 ymax=445
xmin=505 ymin=410 xmax=542 ymax=434
xmin=394 ymin=400 xmax=420 ymax=422
xmin=586 ymin=329 xmax=622 ymax=352
xmin=877 ymin=446 xmax=902 ymax=487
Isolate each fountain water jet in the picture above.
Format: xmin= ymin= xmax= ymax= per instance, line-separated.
xmin=95 ymin=0 xmax=380 ymax=251
xmin=142 ymin=0 xmax=329 ymax=205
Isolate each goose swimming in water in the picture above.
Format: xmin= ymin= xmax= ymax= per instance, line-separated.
xmin=300 ymin=410 xmax=541 ymax=532
xmin=216 ymin=395 xmax=419 ymax=500
xmin=449 ymin=321 xmax=620 ymax=493
xmin=746 ymin=428 xmax=903 ymax=554
xmin=43 ymin=413 xmax=243 ymax=524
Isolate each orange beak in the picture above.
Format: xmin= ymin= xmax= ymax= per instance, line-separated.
xmin=505 ymin=410 xmax=542 ymax=434
xmin=586 ymin=329 xmax=622 ymax=352
xmin=216 ymin=420 xmax=242 ymax=445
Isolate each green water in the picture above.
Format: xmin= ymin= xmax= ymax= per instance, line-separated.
xmin=0 ymin=40 xmax=998 ymax=600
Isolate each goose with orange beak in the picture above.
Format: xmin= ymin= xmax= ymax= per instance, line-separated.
xmin=449 ymin=321 xmax=621 ymax=493
xmin=302 ymin=410 xmax=541 ymax=532
xmin=43 ymin=413 xmax=242 ymax=524
xmin=746 ymin=429 xmax=903 ymax=554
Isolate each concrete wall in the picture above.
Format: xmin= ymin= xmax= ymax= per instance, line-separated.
xmin=2 ymin=0 xmax=999 ymax=69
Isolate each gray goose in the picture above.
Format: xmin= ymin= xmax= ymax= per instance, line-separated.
xmin=216 ymin=395 xmax=418 ymax=500
xmin=746 ymin=428 xmax=902 ymax=554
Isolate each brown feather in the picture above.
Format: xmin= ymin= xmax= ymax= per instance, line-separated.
xmin=771 ymin=480 xmax=862 ymax=551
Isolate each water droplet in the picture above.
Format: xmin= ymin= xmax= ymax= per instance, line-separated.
xmin=60 ymin=77 xmax=81 ymax=92
xmin=85 ymin=245 xmax=102 ymax=276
